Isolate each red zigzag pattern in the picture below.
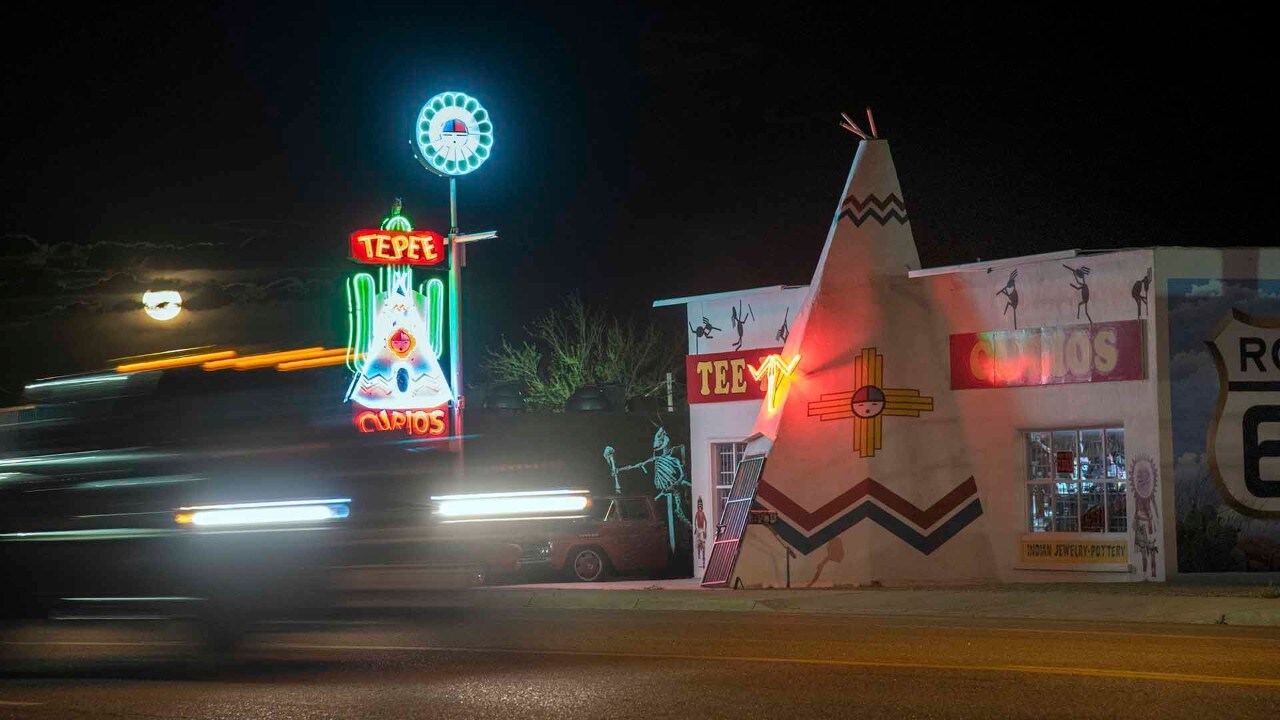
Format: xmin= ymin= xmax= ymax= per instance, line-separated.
xmin=757 ymin=476 xmax=978 ymax=531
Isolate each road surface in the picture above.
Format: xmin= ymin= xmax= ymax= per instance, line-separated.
xmin=2 ymin=608 xmax=1278 ymax=718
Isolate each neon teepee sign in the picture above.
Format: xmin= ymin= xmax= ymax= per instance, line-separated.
xmin=345 ymin=202 xmax=452 ymax=436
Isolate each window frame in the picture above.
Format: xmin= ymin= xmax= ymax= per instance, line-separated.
xmin=1025 ymin=426 xmax=1127 ymax=535
xmin=710 ymin=440 xmax=748 ymax=524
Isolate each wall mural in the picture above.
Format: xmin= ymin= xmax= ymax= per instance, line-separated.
xmin=694 ymin=496 xmax=707 ymax=569
xmin=1168 ymin=278 xmax=1280 ymax=572
xmin=996 ymin=268 xmax=1020 ymax=329
xmin=604 ymin=425 xmax=691 ymax=551
xmin=776 ymin=308 xmax=791 ymax=343
xmin=805 ymin=347 xmax=935 ymax=458
xmin=730 ymin=300 xmax=755 ymax=351
xmin=1129 ymin=454 xmax=1160 ymax=579
xmin=806 ymin=536 xmax=845 ymax=587
xmin=757 ymin=476 xmax=983 ymax=555
xmin=1132 ymin=267 xmax=1151 ymax=318
xmin=682 ymin=289 xmax=806 ymax=358
xmin=689 ymin=316 xmax=721 ymax=341
xmin=1063 ymin=264 xmax=1093 ymax=323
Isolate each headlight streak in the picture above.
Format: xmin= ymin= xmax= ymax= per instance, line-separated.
xmin=174 ymin=498 xmax=351 ymax=527
xmin=0 ymin=449 xmax=177 ymax=469
xmin=0 ymin=529 xmax=176 ymax=541
xmin=24 ymin=373 xmax=131 ymax=392
xmin=439 ymin=514 xmax=589 ymax=525
xmin=430 ymin=489 xmax=591 ymax=520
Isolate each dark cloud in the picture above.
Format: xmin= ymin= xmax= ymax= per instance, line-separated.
xmin=0 ymin=222 xmax=343 ymax=329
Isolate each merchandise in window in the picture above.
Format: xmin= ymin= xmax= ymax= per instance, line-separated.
xmin=1027 ymin=427 xmax=1126 ymax=534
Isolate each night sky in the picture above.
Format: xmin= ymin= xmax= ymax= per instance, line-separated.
xmin=0 ymin=5 xmax=1265 ymax=398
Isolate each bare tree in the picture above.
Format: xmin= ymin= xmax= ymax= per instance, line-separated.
xmin=484 ymin=294 xmax=678 ymax=411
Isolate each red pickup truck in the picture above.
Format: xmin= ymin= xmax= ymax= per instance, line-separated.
xmin=442 ymin=495 xmax=670 ymax=582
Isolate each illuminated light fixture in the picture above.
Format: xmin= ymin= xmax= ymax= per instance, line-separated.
xmin=26 ymin=373 xmax=130 ymax=392
xmin=277 ymin=352 xmax=361 ymax=372
xmin=230 ymin=347 xmax=328 ymax=370
xmin=413 ymin=91 xmax=494 ymax=177
xmin=174 ymin=498 xmax=351 ymax=527
xmin=116 ymin=350 xmax=236 ymax=374
xmin=749 ymin=353 xmax=801 ymax=413
xmin=142 ymin=290 xmax=183 ymax=321
xmin=200 ymin=347 xmax=343 ymax=371
xmin=431 ymin=489 xmax=591 ymax=520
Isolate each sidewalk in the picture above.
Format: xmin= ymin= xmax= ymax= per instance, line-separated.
xmin=474 ymin=575 xmax=1280 ymax=627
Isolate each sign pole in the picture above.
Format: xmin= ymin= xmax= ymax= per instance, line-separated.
xmin=448 ymin=176 xmax=464 ymax=454
xmin=411 ymin=90 xmax=497 ymax=463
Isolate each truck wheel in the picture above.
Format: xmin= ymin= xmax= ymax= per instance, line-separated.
xmin=569 ymin=547 xmax=608 ymax=582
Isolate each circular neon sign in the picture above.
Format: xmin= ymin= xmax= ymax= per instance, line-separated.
xmin=414 ymin=91 xmax=493 ymax=177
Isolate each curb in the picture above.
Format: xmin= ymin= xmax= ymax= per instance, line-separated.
xmin=469 ymin=588 xmax=1280 ymax=627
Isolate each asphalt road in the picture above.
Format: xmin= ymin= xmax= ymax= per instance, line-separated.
xmin=1 ymin=608 xmax=1278 ymax=719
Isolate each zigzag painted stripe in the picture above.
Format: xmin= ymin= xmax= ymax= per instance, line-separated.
xmin=841 ymin=193 xmax=905 ymax=213
xmin=765 ymin=498 xmax=983 ymax=555
xmin=757 ymin=476 xmax=978 ymax=532
xmin=837 ymin=208 xmax=909 ymax=227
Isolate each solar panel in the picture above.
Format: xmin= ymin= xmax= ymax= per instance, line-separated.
xmin=701 ymin=455 xmax=765 ymax=588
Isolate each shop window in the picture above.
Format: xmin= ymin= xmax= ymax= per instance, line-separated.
xmin=1026 ymin=427 xmax=1126 ymax=534
xmin=712 ymin=441 xmax=748 ymax=521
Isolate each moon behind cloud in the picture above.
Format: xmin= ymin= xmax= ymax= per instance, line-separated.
xmin=143 ymin=290 xmax=183 ymax=321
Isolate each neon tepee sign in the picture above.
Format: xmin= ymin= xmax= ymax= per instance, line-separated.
xmin=344 ymin=201 xmax=452 ymax=436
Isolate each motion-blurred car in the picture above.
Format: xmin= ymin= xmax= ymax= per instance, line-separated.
xmin=0 ymin=364 xmax=475 ymax=645
xmin=438 ymin=494 xmax=670 ymax=582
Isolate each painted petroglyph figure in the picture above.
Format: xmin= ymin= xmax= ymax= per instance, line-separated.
xmin=776 ymin=307 xmax=791 ymax=343
xmin=1132 ymin=267 xmax=1151 ymax=318
xmin=1064 ymin=264 xmax=1093 ymax=324
xmin=689 ymin=316 xmax=721 ymax=340
xmin=730 ymin=301 xmax=755 ymax=351
xmin=996 ymin=269 xmax=1019 ymax=329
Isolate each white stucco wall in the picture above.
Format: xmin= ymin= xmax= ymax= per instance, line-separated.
xmin=733 ymin=248 xmax=1166 ymax=586
xmin=672 ymin=285 xmax=808 ymax=579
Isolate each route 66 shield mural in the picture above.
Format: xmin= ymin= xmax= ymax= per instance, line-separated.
xmin=1207 ymin=308 xmax=1280 ymax=517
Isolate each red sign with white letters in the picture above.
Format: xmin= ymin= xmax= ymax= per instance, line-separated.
xmin=685 ymin=347 xmax=782 ymax=404
xmin=949 ymin=320 xmax=1144 ymax=390
xmin=349 ymin=229 xmax=445 ymax=266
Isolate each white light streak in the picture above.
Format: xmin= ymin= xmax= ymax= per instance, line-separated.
xmin=25 ymin=374 xmax=130 ymax=392
xmin=434 ymin=490 xmax=590 ymax=518
xmin=176 ymin=498 xmax=351 ymax=527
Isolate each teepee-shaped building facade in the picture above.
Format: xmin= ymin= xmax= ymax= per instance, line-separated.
xmin=733 ymin=135 xmax=996 ymax=586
